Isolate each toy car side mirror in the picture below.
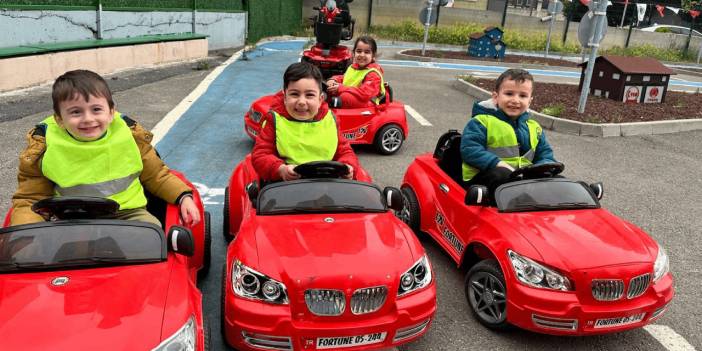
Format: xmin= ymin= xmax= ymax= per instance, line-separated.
xmin=167 ymin=225 xmax=194 ymax=257
xmin=383 ymin=187 xmax=404 ymax=211
xmin=465 ymin=185 xmax=489 ymax=206
xmin=246 ymin=181 xmax=259 ymax=207
xmin=589 ymin=182 xmax=604 ymax=200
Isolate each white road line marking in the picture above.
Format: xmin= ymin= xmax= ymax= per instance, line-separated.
xmin=151 ymin=47 xmax=246 ymax=145
xmin=405 ymin=105 xmax=432 ymax=126
xmin=644 ymin=325 xmax=697 ymax=351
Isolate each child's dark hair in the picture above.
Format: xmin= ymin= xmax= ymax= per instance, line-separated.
xmin=283 ymin=62 xmax=324 ymax=91
xmin=52 ymin=70 xmax=114 ymax=117
xmin=494 ymin=68 xmax=534 ymax=92
xmin=353 ymin=35 xmax=378 ymax=56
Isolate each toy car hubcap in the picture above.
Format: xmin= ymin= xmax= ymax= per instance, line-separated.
xmin=468 ymin=272 xmax=506 ymax=324
xmin=382 ymin=128 xmax=402 ymax=152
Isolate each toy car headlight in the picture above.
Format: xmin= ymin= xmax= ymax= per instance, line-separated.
xmin=508 ymin=250 xmax=572 ymax=291
xmin=151 ymin=316 xmax=195 ymax=351
xmin=249 ymin=108 xmax=263 ymax=123
xmin=232 ymin=260 xmax=289 ymax=304
xmin=653 ymin=244 xmax=669 ymax=282
xmin=398 ymin=255 xmax=432 ymax=296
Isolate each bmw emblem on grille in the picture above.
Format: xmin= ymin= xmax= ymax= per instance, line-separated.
xmin=51 ymin=277 xmax=69 ymax=286
xmin=324 ymin=217 xmax=334 ymax=223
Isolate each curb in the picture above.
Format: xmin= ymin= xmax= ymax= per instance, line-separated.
xmin=451 ymin=78 xmax=702 ymax=137
xmin=395 ymin=50 xmax=582 ymax=72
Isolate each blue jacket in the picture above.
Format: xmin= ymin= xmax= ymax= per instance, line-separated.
xmin=460 ymin=100 xmax=555 ymax=171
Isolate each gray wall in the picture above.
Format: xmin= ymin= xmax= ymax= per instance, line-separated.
xmin=0 ymin=9 xmax=246 ymax=50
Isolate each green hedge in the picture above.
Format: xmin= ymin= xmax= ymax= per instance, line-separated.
xmin=247 ymin=0 xmax=302 ymax=43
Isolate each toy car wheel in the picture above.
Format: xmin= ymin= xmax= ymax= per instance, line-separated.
xmin=203 ymin=316 xmax=211 ymax=351
xmin=375 ymin=124 xmax=404 ymax=155
xmin=220 ymin=263 xmax=228 ymax=341
xmin=398 ymin=187 xmax=420 ymax=232
xmin=465 ymin=259 xmax=510 ymax=330
xmin=198 ymin=211 xmax=212 ymax=280
xmin=223 ymin=187 xmax=232 ymax=242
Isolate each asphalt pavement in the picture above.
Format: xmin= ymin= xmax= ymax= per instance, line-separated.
xmin=0 ymin=39 xmax=700 ymax=351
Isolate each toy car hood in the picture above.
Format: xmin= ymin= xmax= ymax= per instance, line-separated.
xmin=505 ymin=208 xmax=657 ymax=270
xmin=249 ymin=212 xmax=418 ymax=284
xmin=0 ymin=262 xmax=173 ymax=350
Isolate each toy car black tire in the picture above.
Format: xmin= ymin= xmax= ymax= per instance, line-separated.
xmin=464 ymin=259 xmax=511 ymax=330
xmin=198 ymin=211 xmax=212 ymax=280
xmin=399 ymin=187 xmax=420 ymax=233
xmin=375 ymin=124 xmax=404 ymax=155
xmin=223 ymin=187 xmax=232 ymax=242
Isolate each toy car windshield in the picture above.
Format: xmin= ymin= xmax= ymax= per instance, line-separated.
xmin=495 ymin=179 xmax=600 ymax=213
xmin=258 ymin=180 xmax=386 ymax=215
xmin=0 ymin=220 xmax=166 ymax=273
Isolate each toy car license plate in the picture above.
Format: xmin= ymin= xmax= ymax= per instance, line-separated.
xmin=317 ymin=332 xmax=386 ymax=349
xmin=594 ymin=313 xmax=645 ymax=329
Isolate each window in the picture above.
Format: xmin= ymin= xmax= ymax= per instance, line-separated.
xmin=643 ymin=76 xmax=651 ymax=82
xmin=599 ymin=71 xmax=604 ymax=77
xmin=612 ymin=73 xmax=620 ymax=80
xmin=605 ymin=91 xmax=610 ymax=98
xmin=626 ymin=75 xmax=631 ymax=81
xmin=662 ymin=76 xmax=667 ymax=82
xmin=594 ymin=89 xmax=602 ymax=96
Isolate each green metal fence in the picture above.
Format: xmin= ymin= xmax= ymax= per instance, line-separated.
xmin=246 ymin=0 xmax=302 ymax=43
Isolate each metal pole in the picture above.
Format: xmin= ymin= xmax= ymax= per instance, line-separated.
xmin=577 ymin=0 xmax=608 ymax=114
xmin=367 ymin=0 xmax=373 ymax=31
xmin=501 ymin=0 xmax=509 ymax=27
xmin=685 ymin=16 xmax=696 ymax=55
xmin=697 ymin=38 xmax=702 ymax=64
xmin=192 ymin=0 xmax=197 ymax=34
xmin=545 ymin=13 xmax=555 ymax=57
xmin=435 ymin=2 xmax=441 ymax=26
xmin=562 ymin=5 xmax=572 ymax=44
xmin=96 ymin=1 xmax=102 ymax=40
xmin=625 ymin=20 xmax=633 ymax=48
xmin=422 ymin=0 xmax=435 ymax=55
xmin=619 ymin=0 xmax=628 ymax=27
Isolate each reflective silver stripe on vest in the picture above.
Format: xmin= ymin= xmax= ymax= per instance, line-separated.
xmin=523 ymin=148 xmax=535 ymax=161
xmin=487 ymin=146 xmax=520 ymax=158
xmin=55 ymin=172 xmax=140 ymax=197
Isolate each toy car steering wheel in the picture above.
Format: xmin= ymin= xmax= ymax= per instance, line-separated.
xmin=509 ymin=162 xmax=565 ymax=180
xmin=294 ymin=161 xmax=350 ymax=179
xmin=32 ymin=196 xmax=120 ymax=220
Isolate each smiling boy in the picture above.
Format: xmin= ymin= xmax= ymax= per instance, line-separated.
xmin=10 ymin=70 xmax=200 ymax=226
xmin=460 ymin=68 xmax=556 ymax=193
xmin=251 ymin=62 xmax=359 ymax=181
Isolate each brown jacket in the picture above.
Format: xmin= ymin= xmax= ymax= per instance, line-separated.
xmin=10 ymin=116 xmax=191 ymax=226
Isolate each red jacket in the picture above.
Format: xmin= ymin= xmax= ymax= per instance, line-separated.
xmin=330 ymin=62 xmax=384 ymax=108
xmin=251 ymin=91 xmax=360 ymax=181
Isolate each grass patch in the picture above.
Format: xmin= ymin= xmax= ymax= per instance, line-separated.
xmin=458 ymin=74 xmax=479 ymax=84
xmin=540 ymin=103 xmax=565 ymax=117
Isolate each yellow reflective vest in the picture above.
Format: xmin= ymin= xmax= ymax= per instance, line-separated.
xmin=462 ymin=114 xmax=542 ymax=181
xmin=274 ymin=111 xmax=338 ymax=166
xmin=41 ymin=113 xmax=147 ymax=210
xmin=342 ymin=66 xmax=386 ymax=104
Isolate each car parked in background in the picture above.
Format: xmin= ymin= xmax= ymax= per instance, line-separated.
xmin=638 ymin=24 xmax=702 ymax=37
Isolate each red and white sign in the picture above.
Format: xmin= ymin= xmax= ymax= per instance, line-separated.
xmin=644 ymin=86 xmax=664 ymax=103
xmin=622 ymin=86 xmax=641 ymax=103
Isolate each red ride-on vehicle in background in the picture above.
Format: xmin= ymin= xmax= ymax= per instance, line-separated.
xmin=0 ymin=172 xmax=212 ymax=351
xmin=244 ymin=85 xmax=408 ymax=155
xmin=302 ymin=0 xmax=355 ymax=79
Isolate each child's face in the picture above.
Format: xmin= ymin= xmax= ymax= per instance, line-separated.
xmin=492 ymin=78 xmax=533 ymax=119
xmin=56 ymin=93 xmax=114 ymax=141
xmin=284 ymin=78 xmax=323 ymax=121
xmin=353 ymin=41 xmax=375 ymax=68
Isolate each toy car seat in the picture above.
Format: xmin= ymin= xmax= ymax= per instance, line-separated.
xmin=433 ymin=130 xmax=463 ymax=184
xmin=378 ymin=82 xmax=393 ymax=104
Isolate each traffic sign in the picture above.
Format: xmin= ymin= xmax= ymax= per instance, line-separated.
xmin=548 ymin=0 xmax=564 ymax=15
xmin=578 ymin=10 xmax=607 ymax=47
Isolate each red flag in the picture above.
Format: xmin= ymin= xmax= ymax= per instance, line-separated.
xmin=690 ymin=10 xmax=700 ymax=18
xmin=656 ymin=4 xmax=665 ymax=17
xmin=579 ymin=0 xmax=590 ymax=6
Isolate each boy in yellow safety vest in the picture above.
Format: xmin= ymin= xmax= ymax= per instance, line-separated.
xmin=10 ymin=70 xmax=200 ymax=227
xmin=252 ymin=62 xmax=359 ymax=181
xmin=460 ymin=68 xmax=556 ymax=194
xmin=326 ymin=36 xmax=385 ymax=108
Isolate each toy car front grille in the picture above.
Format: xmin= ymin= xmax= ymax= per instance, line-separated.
xmin=305 ymin=289 xmax=346 ymax=316
xmin=350 ymin=286 xmax=387 ymax=315
xmin=627 ymin=273 xmax=651 ymax=299
xmin=591 ymin=279 xmax=624 ymax=301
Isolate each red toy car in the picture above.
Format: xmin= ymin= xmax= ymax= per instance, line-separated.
xmin=0 ymin=171 xmax=211 ymax=350
xmin=244 ymin=87 xmax=408 ymax=155
xmin=221 ymin=156 xmax=436 ymax=350
xmin=396 ymin=130 xmax=674 ymax=335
